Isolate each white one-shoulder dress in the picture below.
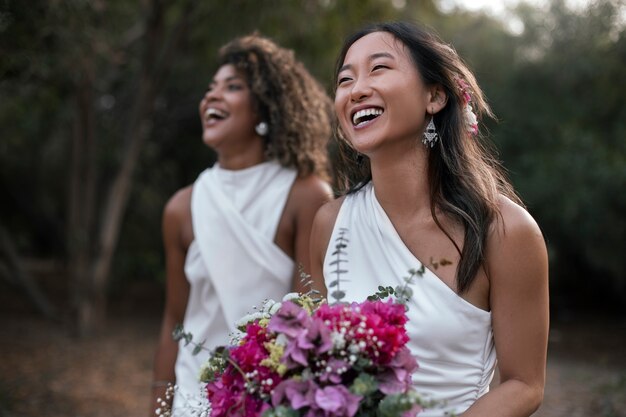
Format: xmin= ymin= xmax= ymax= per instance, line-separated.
xmin=323 ymin=183 xmax=496 ymax=417
xmin=173 ymin=161 xmax=297 ymax=415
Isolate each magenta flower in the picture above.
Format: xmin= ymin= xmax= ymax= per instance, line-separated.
xmin=207 ymin=377 xmax=246 ymax=417
xmin=203 ymin=293 xmax=423 ymax=417
xmin=230 ymin=327 xmax=269 ymax=372
xmin=243 ymin=396 xmax=271 ymax=417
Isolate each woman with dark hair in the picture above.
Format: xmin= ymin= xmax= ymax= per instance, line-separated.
xmin=310 ymin=22 xmax=549 ymax=416
xmin=151 ymin=34 xmax=333 ymax=415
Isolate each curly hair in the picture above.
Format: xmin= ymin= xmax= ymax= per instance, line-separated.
xmin=334 ymin=22 xmax=522 ymax=294
xmin=217 ymin=34 xmax=332 ymax=178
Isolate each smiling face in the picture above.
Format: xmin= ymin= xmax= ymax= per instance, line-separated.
xmin=199 ymin=64 xmax=260 ymax=152
xmin=335 ymin=31 xmax=433 ymax=156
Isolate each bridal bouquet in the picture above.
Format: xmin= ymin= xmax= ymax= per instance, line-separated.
xmin=197 ymin=286 xmax=426 ymax=417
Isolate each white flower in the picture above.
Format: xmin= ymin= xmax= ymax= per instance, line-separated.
xmin=261 ymin=299 xmax=277 ymax=313
xmin=330 ymin=330 xmax=346 ymax=350
xmin=235 ymin=311 xmax=265 ymax=328
xmin=282 ymin=292 xmax=300 ymax=302
xmin=268 ymin=301 xmax=282 ymax=315
xmin=301 ymin=368 xmax=314 ymax=380
xmin=464 ymin=104 xmax=478 ymax=130
xmin=275 ymin=333 xmax=289 ymax=346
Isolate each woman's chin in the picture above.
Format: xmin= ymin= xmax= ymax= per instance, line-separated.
xmin=202 ymin=132 xmax=224 ymax=149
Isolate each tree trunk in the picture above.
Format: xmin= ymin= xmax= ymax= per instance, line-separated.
xmin=83 ymin=0 xmax=195 ymax=335
xmin=90 ymin=81 xmax=154 ymax=332
xmin=68 ymin=60 xmax=98 ymax=337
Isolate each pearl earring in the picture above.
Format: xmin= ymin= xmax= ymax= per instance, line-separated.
xmin=255 ymin=121 xmax=269 ymax=136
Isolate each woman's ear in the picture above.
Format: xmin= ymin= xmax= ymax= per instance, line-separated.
xmin=428 ymin=85 xmax=448 ymax=114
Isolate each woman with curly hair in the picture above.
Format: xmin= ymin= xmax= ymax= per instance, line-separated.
xmin=151 ymin=34 xmax=333 ymax=415
xmin=310 ymin=22 xmax=549 ymax=416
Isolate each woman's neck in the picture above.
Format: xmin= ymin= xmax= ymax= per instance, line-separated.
xmin=369 ymin=145 xmax=431 ymax=219
xmin=215 ymin=139 xmax=266 ymax=171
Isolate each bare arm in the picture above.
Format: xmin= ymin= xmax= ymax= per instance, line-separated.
xmin=461 ymin=199 xmax=549 ymax=417
xmin=288 ymin=175 xmax=333 ymax=297
xmin=308 ymin=197 xmax=344 ymax=297
xmin=150 ymin=188 xmax=192 ymax=416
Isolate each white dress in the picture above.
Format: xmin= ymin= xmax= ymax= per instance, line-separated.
xmin=323 ymin=183 xmax=496 ymax=417
xmin=173 ymin=161 xmax=297 ymax=415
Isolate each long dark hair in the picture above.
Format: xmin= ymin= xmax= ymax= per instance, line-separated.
xmin=333 ymin=21 xmax=521 ymax=293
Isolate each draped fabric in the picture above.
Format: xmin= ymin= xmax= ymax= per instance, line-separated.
xmin=323 ymin=182 xmax=496 ymax=417
xmin=173 ymin=161 xmax=297 ymax=415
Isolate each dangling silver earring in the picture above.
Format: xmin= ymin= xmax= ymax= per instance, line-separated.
xmin=255 ymin=121 xmax=268 ymax=136
xmin=422 ymin=116 xmax=438 ymax=147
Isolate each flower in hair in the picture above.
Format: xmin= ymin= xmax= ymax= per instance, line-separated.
xmin=454 ymin=76 xmax=479 ymax=136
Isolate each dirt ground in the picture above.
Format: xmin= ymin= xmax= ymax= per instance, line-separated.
xmin=0 ymin=302 xmax=625 ymax=417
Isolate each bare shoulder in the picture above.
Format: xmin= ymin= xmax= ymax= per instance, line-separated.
xmin=311 ymin=196 xmax=346 ymax=248
xmin=289 ymin=174 xmax=334 ymax=206
xmin=492 ymin=195 xmax=544 ymax=245
xmin=163 ymin=185 xmax=193 ymax=220
xmin=162 ymin=185 xmax=194 ymax=248
xmin=486 ymin=195 xmax=548 ymax=284
xmin=313 ymin=196 xmax=344 ymax=225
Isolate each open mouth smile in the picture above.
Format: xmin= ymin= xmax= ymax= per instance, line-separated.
xmin=204 ymin=107 xmax=229 ymax=124
xmin=351 ymin=107 xmax=384 ymax=128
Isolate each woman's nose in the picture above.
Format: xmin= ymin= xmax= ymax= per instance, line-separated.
xmin=205 ymin=86 xmax=222 ymax=102
xmin=349 ymin=77 xmax=372 ymax=102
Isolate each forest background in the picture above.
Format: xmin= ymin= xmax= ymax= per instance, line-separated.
xmin=0 ymin=0 xmax=625 ymax=416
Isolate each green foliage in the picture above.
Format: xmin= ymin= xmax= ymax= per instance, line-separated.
xmin=350 ymin=373 xmax=378 ymax=396
xmin=262 ymin=405 xmax=299 ymax=417
xmin=377 ymin=391 xmax=428 ymax=417
xmin=2 ymin=0 xmax=625 ymax=311
xmin=488 ymin=0 xmax=626 ymax=303
xmin=416 ymin=0 xmax=626 ymax=308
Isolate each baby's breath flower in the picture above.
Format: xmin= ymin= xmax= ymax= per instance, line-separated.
xmin=331 ymin=330 xmax=346 ymax=350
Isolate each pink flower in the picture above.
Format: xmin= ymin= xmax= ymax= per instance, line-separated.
xmin=243 ymin=396 xmax=271 ymax=417
xmin=377 ymin=346 xmax=418 ymax=394
xmin=207 ymin=376 xmax=246 ymax=417
xmin=313 ymin=385 xmax=362 ymax=417
xmin=269 ymin=301 xmax=311 ymax=338
xmin=318 ymin=358 xmax=349 ymax=384
xmin=204 ymin=297 xmax=423 ymax=417
xmin=284 ymin=317 xmax=334 ymax=367
xmin=359 ymin=300 xmax=409 ymax=364
xmin=230 ymin=326 xmax=269 ymax=372
xmin=272 ymin=379 xmax=318 ymax=409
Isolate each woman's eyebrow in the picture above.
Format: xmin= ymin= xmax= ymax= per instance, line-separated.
xmin=369 ymin=52 xmax=395 ymax=61
xmin=211 ymin=75 xmax=243 ymax=85
xmin=338 ymin=51 xmax=396 ymax=73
